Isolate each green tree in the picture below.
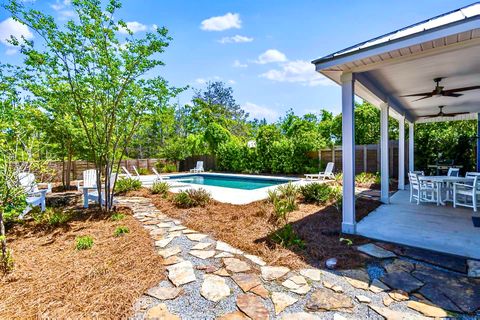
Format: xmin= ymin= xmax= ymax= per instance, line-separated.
xmin=7 ymin=0 xmax=180 ymax=210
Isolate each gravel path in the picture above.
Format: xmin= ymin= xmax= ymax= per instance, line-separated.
xmin=120 ymin=197 xmax=458 ymax=320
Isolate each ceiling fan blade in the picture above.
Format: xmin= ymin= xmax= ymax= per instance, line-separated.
xmin=443 ymin=85 xmax=480 ymax=93
xmin=400 ymin=92 xmax=432 ymax=97
xmin=445 ymin=112 xmax=470 ymax=117
xmin=443 ymin=92 xmax=462 ymax=97
xmin=412 ymin=95 xmax=432 ymax=102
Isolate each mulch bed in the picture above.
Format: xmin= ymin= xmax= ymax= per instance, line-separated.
xmin=0 ymin=206 xmax=164 ymax=319
xmin=149 ymin=191 xmax=381 ymax=270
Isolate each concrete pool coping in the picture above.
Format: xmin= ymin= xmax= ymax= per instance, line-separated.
xmin=137 ymin=172 xmax=317 ymax=205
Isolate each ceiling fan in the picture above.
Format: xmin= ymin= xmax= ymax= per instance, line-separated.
xmin=401 ymin=78 xmax=480 ymax=102
xmin=422 ymin=105 xmax=469 ymax=118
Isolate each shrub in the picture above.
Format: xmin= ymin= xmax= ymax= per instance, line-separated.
xmin=277 ymin=182 xmax=298 ymax=199
xmin=151 ymin=181 xmax=169 ymax=197
xmin=186 ymin=188 xmax=211 ymax=207
xmin=156 ymin=161 xmax=176 ymax=173
xmin=172 ymin=188 xmax=211 ymax=208
xmin=114 ymin=226 xmax=130 ymax=237
xmin=270 ymin=224 xmax=305 ymax=249
xmin=75 ymin=236 xmax=94 ymax=250
xmin=137 ymin=168 xmax=149 ymax=175
xmin=300 ymin=183 xmax=334 ymax=204
xmin=355 ymin=172 xmax=380 ymax=185
xmin=32 ymin=208 xmax=71 ymax=226
xmin=172 ymin=191 xmax=192 ymax=208
xmin=115 ymin=178 xmax=142 ymax=194
xmin=268 ymin=183 xmax=298 ymax=225
xmin=110 ymin=213 xmax=125 ymax=221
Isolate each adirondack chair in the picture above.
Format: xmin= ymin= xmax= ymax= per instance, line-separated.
xmin=77 ymin=169 xmax=97 ymax=191
xmin=18 ymin=172 xmax=51 ymax=218
xmin=190 ymin=161 xmax=204 ymax=173
xmin=122 ymin=166 xmax=151 ymax=183
xmin=83 ymin=173 xmax=118 ymax=208
xmin=304 ymin=162 xmax=335 ymax=180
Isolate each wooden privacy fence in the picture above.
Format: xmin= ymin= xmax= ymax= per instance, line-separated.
xmin=317 ymin=140 xmax=408 ymax=178
xmin=46 ymin=158 xmax=165 ymax=181
xmin=179 ymin=155 xmax=216 ymax=172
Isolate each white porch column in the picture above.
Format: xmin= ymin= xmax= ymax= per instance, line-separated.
xmin=398 ymin=116 xmax=405 ymax=190
xmin=340 ymin=72 xmax=356 ymax=234
xmin=380 ymin=102 xmax=389 ymax=203
xmin=409 ymin=122 xmax=414 ymax=172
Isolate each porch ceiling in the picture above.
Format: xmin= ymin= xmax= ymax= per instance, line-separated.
xmin=314 ymin=3 xmax=480 ymax=123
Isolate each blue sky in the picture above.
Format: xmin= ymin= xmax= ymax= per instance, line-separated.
xmin=0 ymin=0 xmax=474 ymax=122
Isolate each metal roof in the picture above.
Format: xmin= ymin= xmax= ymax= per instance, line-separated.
xmin=312 ymin=2 xmax=480 ymax=65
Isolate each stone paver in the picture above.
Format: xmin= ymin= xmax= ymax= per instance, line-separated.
xmin=189 ymin=250 xmax=216 ymax=259
xmin=299 ymin=268 xmax=322 ymax=281
xmin=271 ymin=292 xmax=298 ymax=315
xmin=146 ymin=286 xmax=183 ymax=300
xmin=166 ymin=260 xmax=196 ymax=286
xmin=236 ymin=293 xmax=269 ymax=320
xmin=200 ymin=274 xmax=231 ymax=302
xmin=306 ymin=288 xmax=353 ymax=312
xmin=357 ymin=243 xmax=396 ymax=258
xmin=261 ymin=266 xmax=290 ymax=281
xmin=224 ymin=258 xmax=251 ymax=273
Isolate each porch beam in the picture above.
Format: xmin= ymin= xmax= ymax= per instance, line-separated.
xmin=398 ymin=115 xmax=405 ymax=190
xmin=409 ymin=122 xmax=415 ymax=172
xmin=477 ymin=113 xmax=480 ymax=172
xmin=340 ymin=72 xmax=356 ymax=234
xmin=380 ymin=102 xmax=390 ymax=203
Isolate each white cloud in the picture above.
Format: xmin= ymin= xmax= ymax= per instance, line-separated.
xmin=50 ymin=0 xmax=75 ymax=20
xmin=260 ymin=60 xmax=333 ymax=87
xmin=193 ymin=76 xmax=236 ymax=86
xmin=255 ymin=49 xmax=287 ymax=64
xmin=233 ymin=60 xmax=247 ymax=68
xmin=218 ymin=35 xmax=253 ymax=44
xmin=243 ymin=102 xmax=278 ymax=121
xmin=0 ymin=17 xmax=34 ymax=51
xmin=119 ymin=21 xmax=148 ymax=34
xmin=200 ymin=13 xmax=241 ymax=31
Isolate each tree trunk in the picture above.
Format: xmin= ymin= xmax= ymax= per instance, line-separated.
xmin=65 ymin=149 xmax=73 ymax=190
xmin=0 ymin=211 xmax=7 ymax=272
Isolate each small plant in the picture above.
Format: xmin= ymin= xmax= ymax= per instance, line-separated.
xmin=114 ymin=226 xmax=130 ymax=237
xmin=173 ymin=191 xmax=193 ymax=208
xmin=75 ymin=235 xmax=94 ymax=250
xmin=339 ymin=237 xmax=353 ymax=246
xmin=300 ymin=183 xmax=334 ymax=204
xmin=277 ymin=182 xmax=298 ymax=199
xmin=111 ymin=213 xmax=125 ymax=221
xmin=115 ymin=178 xmax=142 ymax=194
xmin=270 ymin=224 xmax=305 ymax=249
xmin=186 ymin=188 xmax=211 ymax=207
xmin=268 ymin=184 xmax=298 ymax=225
xmin=151 ymin=181 xmax=169 ymax=197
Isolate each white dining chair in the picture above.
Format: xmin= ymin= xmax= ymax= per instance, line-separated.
xmin=408 ymin=172 xmax=437 ymax=205
xmin=447 ymin=168 xmax=460 ymax=177
xmin=453 ymin=176 xmax=480 ymax=212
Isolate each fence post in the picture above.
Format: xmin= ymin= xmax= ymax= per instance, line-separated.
xmin=363 ymin=145 xmax=367 ymax=173
xmin=318 ymin=150 xmax=322 ymax=169
xmin=332 ymin=146 xmax=335 ymax=165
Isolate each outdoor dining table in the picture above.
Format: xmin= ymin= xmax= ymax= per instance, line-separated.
xmin=418 ymin=175 xmax=474 ymax=206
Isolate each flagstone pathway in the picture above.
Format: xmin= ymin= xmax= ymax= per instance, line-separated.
xmin=121 ymin=197 xmax=478 ymax=319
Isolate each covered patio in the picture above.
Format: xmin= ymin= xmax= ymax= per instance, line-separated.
xmin=313 ymin=3 xmax=480 ymax=259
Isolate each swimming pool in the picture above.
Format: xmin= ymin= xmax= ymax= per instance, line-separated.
xmin=169 ymin=174 xmax=297 ymax=190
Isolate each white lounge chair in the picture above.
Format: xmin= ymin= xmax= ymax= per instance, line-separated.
xmin=190 ymin=161 xmax=204 ymax=173
xmin=408 ymin=172 xmax=437 ymax=205
xmin=151 ymin=167 xmax=169 ymax=181
xmin=83 ymin=174 xmax=118 ymax=208
xmin=453 ymin=175 xmax=480 ymax=212
xmin=77 ymin=169 xmax=97 ymax=191
xmin=18 ymin=172 xmax=51 ymax=218
xmin=122 ymin=165 xmax=152 ymax=183
xmin=304 ymin=162 xmax=335 ymax=180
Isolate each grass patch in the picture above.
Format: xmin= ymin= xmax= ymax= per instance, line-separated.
xmin=269 ymin=223 xmax=305 ymax=249
xmin=75 ymin=235 xmax=94 ymax=250
xmin=172 ymin=188 xmax=211 ymax=208
xmin=32 ymin=207 xmax=72 ymax=226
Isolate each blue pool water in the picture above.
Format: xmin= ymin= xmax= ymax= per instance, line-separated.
xmin=170 ymin=174 xmax=296 ymax=190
